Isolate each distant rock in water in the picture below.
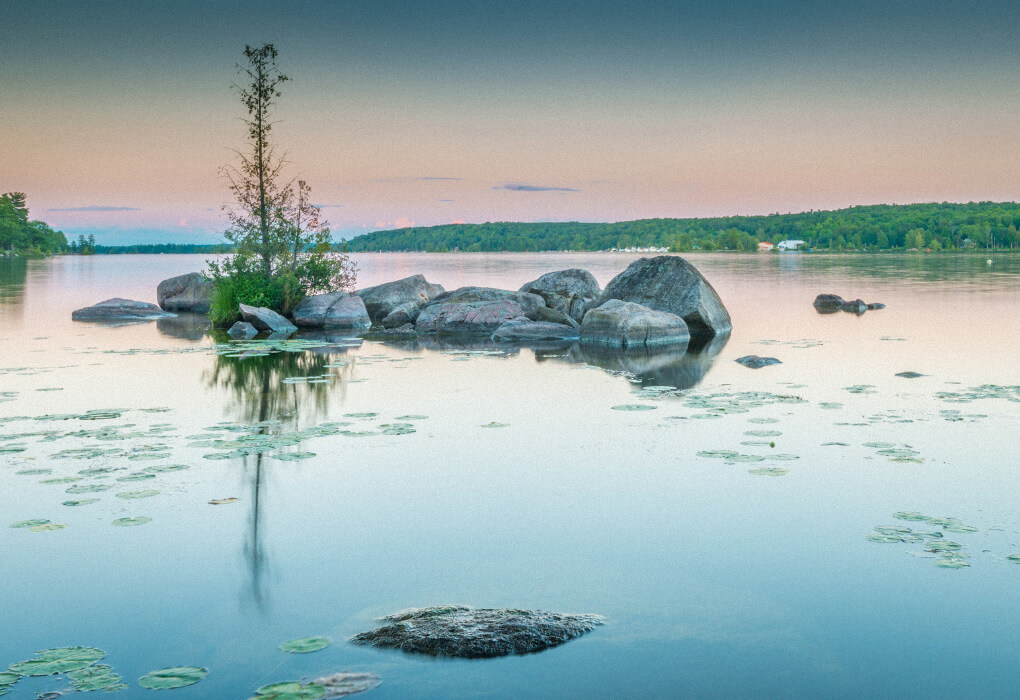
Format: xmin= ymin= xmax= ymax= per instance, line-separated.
xmin=519 ymin=269 xmax=600 ymax=322
xmin=239 ymin=303 xmax=297 ymax=334
xmin=895 ymin=371 xmax=925 ymax=378
xmin=867 ymin=302 xmax=886 ymax=310
xmin=840 ymin=298 xmax=868 ymax=314
xmin=813 ymin=294 xmax=846 ymax=311
xmin=156 ymin=272 xmax=213 ymax=313
xmin=580 ymin=299 xmax=689 ymax=349
xmin=227 ymin=321 xmax=258 ymax=339
xmin=735 ymin=355 xmax=782 ymax=369
xmin=72 ymin=298 xmax=176 ymax=323
xmin=813 ymin=294 xmax=885 ymax=315
xmin=357 ymin=275 xmax=445 ymax=324
xmin=350 ymin=605 xmax=604 ymax=658
xmin=596 ymin=256 xmax=731 ymax=336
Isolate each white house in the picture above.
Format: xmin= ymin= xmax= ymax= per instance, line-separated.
xmin=777 ymin=239 xmax=806 ymax=251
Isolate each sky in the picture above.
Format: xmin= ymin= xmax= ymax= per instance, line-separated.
xmin=4 ymin=0 xmax=1020 ymax=244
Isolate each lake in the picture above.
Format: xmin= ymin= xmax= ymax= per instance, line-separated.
xmin=1 ymin=252 xmax=1019 ymax=699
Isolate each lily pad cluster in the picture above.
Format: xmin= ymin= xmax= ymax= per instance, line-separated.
xmin=935 ymin=384 xmax=1020 ymax=404
xmin=866 ymin=512 xmax=980 ymax=568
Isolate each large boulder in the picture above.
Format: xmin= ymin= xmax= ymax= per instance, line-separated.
xmin=292 ymin=292 xmax=346 ymax=327
xmin=72 ymin=298 xmax=176 ymax=323
xmin=156 ymin=272 xmax=214 ymax=313
xmin=381 ymin=300 xmax=424 ymax=329
xmin=357 ymin=275 xmax=445 ymax=323
xmin=597 ymin=256 xmax=731 ymax=336
xmin=323 ymin=295 xmax=371 ymax=330
xmin=491 ymin=319 xmax=580 ymax=343
xmin=579 ymin=299 xmax=689 ymax=349
xmin=239 ymin=303 xmax=297 ymax=333
xmin=519 ymin=269 xmax=600 ymax=322
xmin=415 ymin=300 xmax=524 ymax=334
xmin=350 ymin=605 xmax=604 ymax=658
xmin=430 ymin=287 xmax=546 ymax=318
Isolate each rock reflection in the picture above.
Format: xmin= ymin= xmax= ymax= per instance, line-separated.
xmin=156 ymin=313 xmax=212 ymax=340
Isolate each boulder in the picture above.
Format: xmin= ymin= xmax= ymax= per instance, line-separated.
xmin=350 ymin=605 xmax=604 ymax=658
xmin=227 ymin=321 xmax=258 ymax=339
xmin=579 ymin=299 xmax=689 ymax=349
xmin=532 ymin=305 xmax=581 ymax=329
xmin=323 ymin=295 xmax=371 ymax=330
xmin=813 ymin=294 xmax=846 ymax=310
xmin=735 ymin=355 xmax=782 ymax=369
xmin=72 ymin=298 xmax=176 ymax=323
xmin=239 ymin=303 xmax=297 ymax=333
xmin=597 ymin=256 xmax=731 ymax=336
xmin=519 ymin=269 xmax=600 ymax=322
xmin=895 ymin=371 xmax=924 ymax=378
xmin=491 ymin=319 xmax=580 ymax=342
xmin=310 ymin=673 xmax=382 ymax=698
xmin=840 ymin=298 xmax=867 ymax=314
xmin=415 ymin=300 xmax=524 ymax=334
xmin=156 ymin=272 xmax=214 ymax=313
xmin=292 ymin=292 xmax=346 ymax=327
xmin=381 ymin=300 xmax=424 ymax=328
xmin=430 ymin=286 xmax=546 ymax=318
xmin=357 ymin=275 xmax=445 ymax=323
xmin=867 ymin=302 xmax=886 ymax=310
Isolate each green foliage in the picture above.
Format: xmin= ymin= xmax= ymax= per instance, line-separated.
xmin=209 ymin=271 xmax=305 ymax=326
xmin=0 ymin=193 xmax=68 ymax=256
xmin=347 ymin=201 xmax=1020 ymax=253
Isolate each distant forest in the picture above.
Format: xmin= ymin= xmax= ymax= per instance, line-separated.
xmin=346 ymin=202 xmax=1020 ymax=253
xmin=92 ymin=243 xmax=233 ymax=255
xmin=0 ymin=193 xmax=67 ymax=255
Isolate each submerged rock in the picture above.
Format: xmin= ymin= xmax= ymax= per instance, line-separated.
xmin=292 ymin=292 xmax=347 ymax=327
xmin=311 ymin=672 xmax=382 ymax=698
xmin=597 ymin=256 xmax=731 ymax=336
xmin=491 ymin=319 xmax=579 ymax=343
xmin=415 ymin=300 xmax=525 ymax=334
xmin=895 ymin=371 xmax=925 ymax=378
xmin=735 ymin=355 xmax=782 ymax=369
xmin=357 ymin=275 xmax=445 ymax=323
xmin=323 ymin=295 xmax=371 ymax=330
xmin=519 ymin=269 xmax=600 ymax=322
xmin=812 ymin=294 xmax=846 ymax=311
xmin=430 ymin=286 xmax=546 ymax=318
xmin=227 ymin=321 xmax=258 ymax=339
xmin=350 ymin=605 xmax=604 ymax=658
xmin=840 ymin=298 xmax=868 ymax=314
xmin=814 ymin=294 xmax=885 ymax=315
xmin=239 ymin=304 xmax=297 ymax=333
xmin=72 ymin=298 xmax=176 ymax=323
xmin=156 ymin=272 xmax=213 ymax=313
xmin=579 ymin=299 xmax=689 ymax=349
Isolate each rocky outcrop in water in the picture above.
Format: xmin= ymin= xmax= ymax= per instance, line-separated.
xmin=72 ymin=298 xmax=176 ymax=323
xmin=156 ymin=272 xmax=214 ymax=313
xmin=813 ymin=294 xmax=886 ymax=315
xmin=350 ymin=605 xmax=604 ymax=658
xmin=579 ymin=299 xmax=689 ymax=349
xmin=429 ymin=286 xmax=546 ymax=318
xmin=323 ymin=295 xmax=371 ymax=330
xmin=519 ymin=269 xmax=600 ymax=322
xmin=227 ymin=321 xmax=258 ymax=339
xmin=292 ymin=292 xmax=347 ymax=327
xmin=415 ymin=300 xmax=525 ymax=334
xmin=735 ymin=355 xmax=781 ymax=369
xmin=596 ymin=256 xmax=731 ymax=336
xmin=239 ymin=303 xmax=297 ymax=334
xmin=357 ymin=275 xmax=445 ymax=325
xmin=491 ymin=319 xmax=579 ymax=343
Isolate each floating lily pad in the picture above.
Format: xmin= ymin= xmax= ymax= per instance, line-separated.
xmin=744 ymin=430 xmax=781 ymax=437
xmin=344 ymin=412 xmax=378 ymax=418
xmin=610 ymin=404 xmax=657 ymax=411
xmin=67 ymin=484 xmax=113 ymax=493
xmin=746 ymin=417 xmax=780 ymax=424
xmin=250 ymin=681 xmax=325 ymax=700
xmin=117 ymin=473 xmax=157 ymax=482
xmin=893 ymin=512 xmax=928 ymax=521
xmin=272 ymin=452 xmax=316 ymax=461
xmin=112 ymin=517 xmax=151 ymax=527
xmin=866 ymin=533 xmax=905 ymax=543
xmin=1006 ymin=554 xmax=1020 ymax=563
xmin=697 ymin=450 xmax=738 ymax=459
xmin=30 ymin=523 xmax=67 ymax=532
xmin=16 ymin=468 xmax=51 ymax=475
xmin=209 ymin=498 xmax=239 ymax=505
xmin=69 ymin=664 xmax=127 ymax=692
xmin=933 ymin=556 xmax=971 ymax=569
xmin=63 ymin=499 xmax=101 ymax=507
xmin=396 ymin=414 xmax=429 ymax=420
xmin=9 ymin=647 xmax=105 ymax=676
xmin=10 ymin=519 xmax=50 ymax=529
xmin=381 ymin=426 xmax=415 ymax=435
xmin=479 ymin=422 xmax=509 ymax=428
xmin=748 ymin=467 xmax=788 ymax=476
xmin=116 ymin=489 xmax=159 ymax=500
xmin=280 ymin=637 xmax=332 ymax=654
xmin=40 ymin=477 xmax=81 ymax=485
xmin=138 ymin=666 xmax=208 ymax=690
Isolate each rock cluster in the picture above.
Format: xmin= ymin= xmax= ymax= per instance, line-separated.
xmin=72 ymin=298 xmax=176 ymax=323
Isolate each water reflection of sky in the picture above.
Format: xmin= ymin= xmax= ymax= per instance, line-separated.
xmin=1 ymin=253 xmax=1019 ymax=698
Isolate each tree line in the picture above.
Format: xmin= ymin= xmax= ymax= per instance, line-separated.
xmin=0 ymin=193 xmax=68 ymax=255
xmin=346 ymin=202 xmax=1020 ymax=253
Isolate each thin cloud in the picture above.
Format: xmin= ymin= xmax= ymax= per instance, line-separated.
xmin=416 ymin=176 xmax=461 ymax=181
xmin=48 ymin=205 xmax=141 ymax=212
xmin=494 ymin=184 xmax=579 ymax=192
xmin=370 ymin=176 xmax=462 ymax=183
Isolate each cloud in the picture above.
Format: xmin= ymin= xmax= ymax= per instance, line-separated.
xmin=371 ymin=176 xmax=461 ymax=183
xmin=493 ymin=184 xmax=579 ymax=192
xmin=416 ymin=177 xmax=461 ymax=181
xmin=374 ymin=217 xmax=416 ymax=229
xmin=48 ymin=205 xmax=141 ymax=212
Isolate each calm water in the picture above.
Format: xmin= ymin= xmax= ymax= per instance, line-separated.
xmin=1 ymin=252 xmax=1019 ymax=699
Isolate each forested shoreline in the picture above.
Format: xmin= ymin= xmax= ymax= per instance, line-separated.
xmin=346 ymin=202 xmax=1020 ymax=253
xmin=0 ymin=193 xmax=67 ymax=255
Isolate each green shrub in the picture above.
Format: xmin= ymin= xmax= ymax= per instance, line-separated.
xmin=207 ymin=272 xmax=307 ymax=327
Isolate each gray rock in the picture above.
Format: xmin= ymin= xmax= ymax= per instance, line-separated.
xmin=813 ymin=294 xmax=846 ymax=310
xmin=519 ymin=269 xmax=600 ymax=322
xmin=292 ymin=292 xmax=347 ymax=327
xmin=415 ymin=300 xmax=525 ymax=334
xmin=381 ymin=300 xmax=424 ymax=328
xmin=532 ymin=305 xmax=581 ymax=329
xmin=311 ymin=672 xmax=382 ymax=698
xmin=357 ymin=275 xmax=445 ymax=323
xmin=227 ymin=321 xmax=258 ymax=339
xmin=239 ymin=303 xmax=298 ymax=333
xmin=430 ymin=286 xmax=546 ymax=318
xmin=597 ymin=256 xmax=731 ymax=336
xmin=323 ymin=295 xmax=371 ymax=330
xmin=895 ymin=371 xmax=924 ymax=378
xmin=735 ymin=355 xmax=782 ymax=369
xmin=867 ymin=302 xmax=886 ymax=310
xmin=492 ymin=319 xmax=580 ymax=342
xmin=156 ymin=272 xmax=214 ymax=313
xmin=72 ymin=298 xmax=176 ymax=323
xmin=350 ymin=605 xmax=604 ymax=658
xmin=579 ymin=299 xmax=689 ymax=349
xmin=840 ymin=298 xmax=867 ymax=314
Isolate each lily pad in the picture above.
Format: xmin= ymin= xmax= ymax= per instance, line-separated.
xmin=112 ymin=517 xmax=151 ymax=527
xmin=63 ymin=499 xmax=101 ymax=507
xmin=747 ymin=467 xmax=788 ymax=476
xmin=1006 ymin=554 xmax=1020 ymax=563
xmin=10 ymin=519 xmax=51 ymax=529
xmin=9 ymin=647 xmax=105 ymax=676
xmin=116 ymin=489 xmax=160 ymax=500
xmin=67 ymin=484 xmax=113 ymax=494
xmin=479 ymin=422 xmax=509 ymax=428
xmin=250 ymin=681 xmax=326 ymax=700
xmin=744 ymin=430 xmax=781 ymax=437
xmin=209 ymin=498 xmax=239 ymax=505
xmin=138 ymin=666 xmax=208 ymax=690
xmin=272 ymin=452 xmax=316 ymax=461
xmin=68 ymin=664 xmax=127 ymax=692
xmin=697 ymin=450 xmax=739 ymax=459
xmin=30 ymin=523 xmax=67 ymax=532
xmin=279 ymin=636 xmax=332 ymax=654
xmin=610 ymin=404 xmax=657 ymax=411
